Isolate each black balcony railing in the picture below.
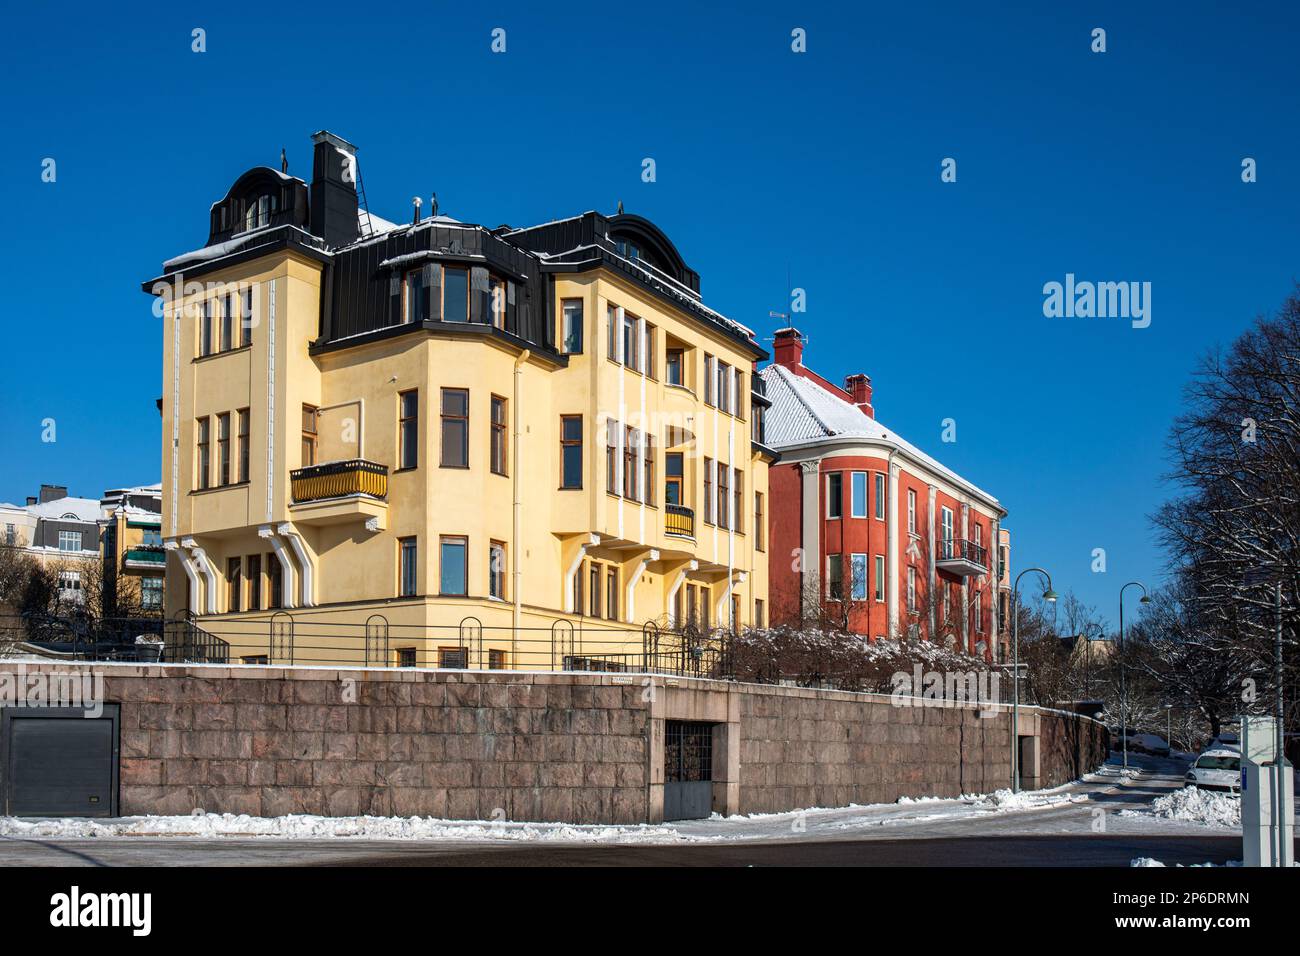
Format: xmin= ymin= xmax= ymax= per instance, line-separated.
xmin=290 ymin=459 xmax=388 ymax=504
xmin=665 ymin=503 xmax=695 ymax=538
xmin=937 ymin=538 xmax=989 ymax=570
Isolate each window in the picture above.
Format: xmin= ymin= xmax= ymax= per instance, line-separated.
xmin=490 ymin=277 xmax=507 ymax=329
xmin=220 ymin=293 xmax=233 ymax=351
xmin=754 ymin=598 xmax=765 ymax=629
xmin=703 ymin=457 xmax=713 ymax=524
xmin=490 ymin=395 xmax=508 ymax=476
xmin=240 ymin=287 xmax=253 ymax=347
xmin=573 ymin=564 xmax=583 ymax=615
xmin=907 ymin=566 xmax=917 ymax=610
xmin=665 ymin=451 xmax=683 ymax=505
xmin=403 ymin=267 xmax=427 ymax=324
xmin=399 ymin=390 xmax=418 ymax=470
xmin=247 ymin=555 xmax=262 ymax=609
xmin=733 ymin=469 xmax=743 ymax=533
xmin=975 ymin=589 xmax=984 ymax=633
xmin=643 ymin=434 xmax=656 ymax=506
xmin=606 ymin=418 xmax=620 ymax=494
xmin=227 ymin=557 xmax=242 ymax=612
xmin=851 ymin=472 xmax=867 ymax=518
xmin=58 ymin=530 xmax=82 ymax=552
xmin=267 ymin=553 xmax=283 ymax=609
xmin=589 ymin=564 xmax=601 ymax=618
xmin=57 ymin=570 xmax=81 ymax=600
xmin=851 ymin=554 xmax=868 ymax=600
xmin=755 ymin=492 xmax=765 ymax=551
xmin=666 ymin=348 xmax=683 ymax=386
xmin=4 ymin=524 xmax=14 ymax=546
xmin=488 ymin=649 xmax=507 ymax=670
xmin=196 ymin=416 xmax=211 ymax=490
xmin=200 ymin=300 xmax=213 ymax=356
xmin=442 ymin=267 xmax=469 ymax=323
xmin=874 ymin=473 xmax=886 ymax=520
xmin=561 ymin=415 xmax=583 ymax=488
xmin=974 ymin=523 xmax=983 ymax=549
xmin=561 ymin=299 xmax=583 ymax=354
xmin=703 ymin=354 xmax=715 ymax=405
xmin=605 ymin=566 xmax=619 ymax=622
xmin=716 ymin=361 xmax=731 ymax=414
xmin=734 ymin=368 xmax=745 ymax=420
xmin=438 ymin=647 xmax=467 ymax=669
xmin=142 ymin=527 xmax=162 ymax=546
xmin=907 ymin=489 xmax=917 ymax=534
xmin=941 ymin=507 xmax=954 ymax=558
xmin=686 ymin=584 xmax=697 ymax=630
xmin=397 ymin=647 xmax=417 ymax=668
xmin=142 ymin=576 xmax=163 ymax=610
xmin=399 ymin=537 xmax=417 ymax=597
xmin=752 ymin=404 xmax=765 ymax=444
xmin=874 ymin=555 xmax=885 ymax=602
xmin=827 ymin=473 xmax=843 ymax=518
xmin=217 ymin=412 xmax=231 ymax=486
xmin=439 ymin=536 xmax=467 ymax=595
xmin=623 ymin=426 xmax=639 ymax=499
xmin=440 ymin=389 xmax=469 ymax=468
xmin=717 ymin=462 xmax=729 ymax=528
xmin=489 ymin=540 xmax=506 ymax=600
xmin=645 ymin=323 xmax=657 ymax=379
xmin=301 ymin=405 xmax=318 ymax=467
xmin=607 ymin=305 xmax=619 ymax=361
xmin=237 ymin=408 xmax=250 ymax=483
xmin=827 ymin=554 xmax=843 ymax=600
xmin=622 ymin=312 xmax=640 ymax=370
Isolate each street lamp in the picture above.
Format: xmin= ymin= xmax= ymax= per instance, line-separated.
xmin=1118 ymin=581 xmax=1151 ymax=772
xmin=1011 ymin=567 xmax=1058 ymax=792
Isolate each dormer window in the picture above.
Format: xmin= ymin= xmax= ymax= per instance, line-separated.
xmin=243 ymin=193 xmax=279 ymax=232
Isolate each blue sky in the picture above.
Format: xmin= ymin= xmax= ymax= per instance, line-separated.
xmin=2 ymin=1 xmax=1297 ymax=627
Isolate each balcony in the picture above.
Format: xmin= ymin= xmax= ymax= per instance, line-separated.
xmin=288 ymin=459 xmax=388 ymax=529
xmin=123 ymin=545 xmax=166 ymax=570
xmin=665 ymin=503 xmax=695 ymax=539
xmin=935 ymin=538 xmax=989 ymax=577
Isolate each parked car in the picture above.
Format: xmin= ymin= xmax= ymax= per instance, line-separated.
xmin=1110 ymin=727 xmax=1171 ymax=756
xmin=1185 ymin=749 xmax=1241 ymax=793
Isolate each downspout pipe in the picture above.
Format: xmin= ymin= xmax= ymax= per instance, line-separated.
xmin=513 ymin=349 xmax=530 ymax=659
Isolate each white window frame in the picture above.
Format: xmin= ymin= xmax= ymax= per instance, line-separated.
xmin=850 ymin=553 xmax=868 ymax=601
xmin=874 ymin=555 xmax=885 ymax=602
xmin=907 ymin=565 xmax=917 ymax=610
xmin=850 ymin=472 xmax=867 ymax=518
xmin=907 ymin=489 xmax=916 ymax=534
xmin=874 ymin=473 xmax=885 ymax=520
xmin=941 ymin=506 xmax=954 ymax=558
xmin=58 ymin=530 xmax=82 ymax=552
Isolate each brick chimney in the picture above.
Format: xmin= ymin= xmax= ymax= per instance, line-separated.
xmin=773 ymin=327 xmax=804 ymax=369
xmin=38 ymin=484 xmax=68 ymax=503
xmin=844 ymin=373 xmax=874 ymax=418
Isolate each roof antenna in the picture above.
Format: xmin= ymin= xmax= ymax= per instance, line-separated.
xmin=280 ymin=148 xmax=288 ymax=174
xmin=617 ymin=200 xmax=624 ymax=214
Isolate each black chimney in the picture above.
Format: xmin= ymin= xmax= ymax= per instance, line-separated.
xmin=310 ymin=130 xmax=360 ymax=248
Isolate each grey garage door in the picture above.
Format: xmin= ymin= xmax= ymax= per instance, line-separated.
xmin=1 ymin=706 xmax=119 ymax=817
xmin=664 ymin=720 xmax=714 ymax=821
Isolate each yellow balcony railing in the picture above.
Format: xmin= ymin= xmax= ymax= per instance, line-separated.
xmin=665 ymin=503 xmax=695 ymax=538
xmin=290 ymin=459 xmax=388 ymax=504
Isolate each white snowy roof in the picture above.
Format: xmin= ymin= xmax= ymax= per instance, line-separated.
xmin=24 ymin=496 xmax=103 ymax=523
xmin=760 ymin=364 xmax=1001 ymax=508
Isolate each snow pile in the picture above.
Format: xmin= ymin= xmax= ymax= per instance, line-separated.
xmin=0 ymin=812 xmax=692 ymax=844
xmin=1121 ymin=787 xmax=1241 ymax=828
xmin=1130 ymin=857 xmax=1166 ymax=867
xmin=1131 ymin=857 xmax=1242 ymax=868
xmin=976 ymin=788 xmax=1088 ymax=812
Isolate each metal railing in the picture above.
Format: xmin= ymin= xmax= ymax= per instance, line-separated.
xmin=665 ymin=503 xmax=695 ymax=538
xmin=290 ymin=459 xmax=388 ymax=503
xmin=937 ymin=538 xmax=989 ymax=569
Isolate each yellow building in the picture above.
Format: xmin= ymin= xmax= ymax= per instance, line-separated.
xmin=143 ymin=131 xmax=774 ymax=671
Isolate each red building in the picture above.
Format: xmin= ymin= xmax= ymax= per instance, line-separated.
xmin=761 ymin=329 xmax=1010 ymax=660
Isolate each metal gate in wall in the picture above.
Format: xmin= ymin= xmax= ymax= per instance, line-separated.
xmin=664 ymin=720 xmax=714 ymax=821
xmin=0 ymin=705 xmax=120 ymax=817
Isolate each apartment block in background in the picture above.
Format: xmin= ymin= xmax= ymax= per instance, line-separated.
xmin=761 ymin=329 xmax=1008 ymax=660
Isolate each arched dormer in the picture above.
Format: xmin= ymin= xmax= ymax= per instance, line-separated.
xmin=606 ymin=213 xmax=700 ymax=295
xmin=207 ymin=167 xmax=309 ymax=245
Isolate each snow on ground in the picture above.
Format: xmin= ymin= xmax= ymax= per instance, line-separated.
xmin=1119 ymin=786 xmax=1241 ymax=829
xmin=1131 ymin=857 xmax=1243 ymax=868
xmin=0 ymin=812 xmax=694 ymax=844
